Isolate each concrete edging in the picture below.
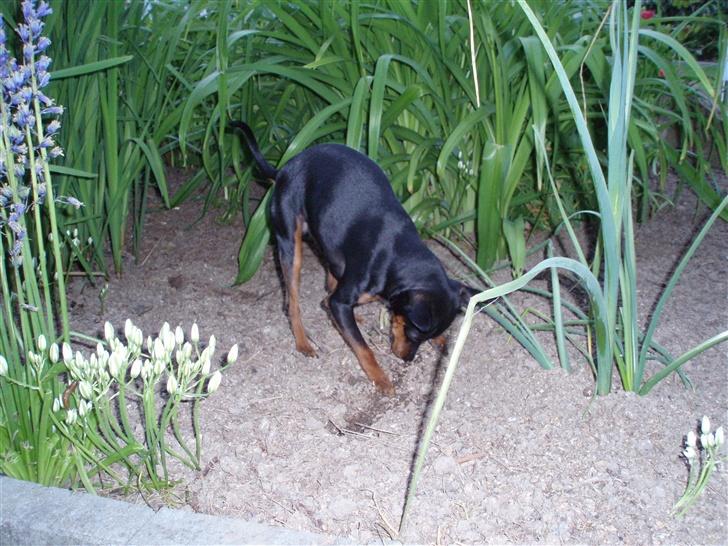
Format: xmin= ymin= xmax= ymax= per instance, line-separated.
xmin=0 ymin=476 xmax=347 ymax=545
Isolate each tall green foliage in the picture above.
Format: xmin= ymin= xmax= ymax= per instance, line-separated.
xmin=399 ymin=0 xmax=727 ymax=533
xmin=175 ymin=0 xmax=723 ymax=284
xmin=45 ymin=0 xmax=212 ymax=274
xmin=1 ymin=0 xmax=72 ymax=486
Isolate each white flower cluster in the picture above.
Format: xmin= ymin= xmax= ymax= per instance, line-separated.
xmin=683 ymin=416 xmax=725 ymax=462
xmin=54 ymin=320 xmax=235 ymax=425
xmin=457 ymin=149 xmax=475 ymax=177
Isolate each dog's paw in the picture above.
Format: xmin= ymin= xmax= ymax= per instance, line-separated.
xmin=296 ymin=341 xmax=317 ymax=358
xmin=374 ymin=377 xmax=396 ymax=396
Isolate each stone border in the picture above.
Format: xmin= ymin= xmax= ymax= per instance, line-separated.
xmin=0 ymin=476 xmax=350 ymax=545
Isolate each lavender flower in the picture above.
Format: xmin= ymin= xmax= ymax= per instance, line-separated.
xmin=0 ymin=0 xmax=63 ymax=267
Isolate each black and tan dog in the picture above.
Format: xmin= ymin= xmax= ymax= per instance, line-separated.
xmin=232 ymin=121 xmax=477 ymax=394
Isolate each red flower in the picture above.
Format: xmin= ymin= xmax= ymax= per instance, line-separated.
xmin=641 ymin=9 xmax=655 ymax=20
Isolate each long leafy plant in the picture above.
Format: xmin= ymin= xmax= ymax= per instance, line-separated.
xmin=399 ymin=0 xmax=727 ymax=533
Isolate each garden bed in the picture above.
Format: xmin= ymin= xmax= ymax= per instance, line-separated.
xmin=68 ymin=174 xmax=727 ymax=544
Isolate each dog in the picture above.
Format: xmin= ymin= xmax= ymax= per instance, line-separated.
xmin=232 ymin=121 xmax=478 ymax=394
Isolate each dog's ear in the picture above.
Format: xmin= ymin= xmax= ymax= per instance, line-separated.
xmin=451 ymin=280 xmax=482 ymax=309
xmin=408 ymin=296 xmax=436 ymax=333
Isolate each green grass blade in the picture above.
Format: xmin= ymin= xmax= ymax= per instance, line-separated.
xmin=639 ymin=331 xmax=728 ymax=395
xmin=51 ymin=55 xmax=133 ymax=79
xmin=400 ymin=256 xmax=607 ymax=534
xmin=637 ymin=193 xmax=728 ymax=375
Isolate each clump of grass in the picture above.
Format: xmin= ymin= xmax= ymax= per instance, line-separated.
xmin=399 ymin=0 xmax=727 ymax=533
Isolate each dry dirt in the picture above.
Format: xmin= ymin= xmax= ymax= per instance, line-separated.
xmin=69 ymin=172 xmax=727 ymax=545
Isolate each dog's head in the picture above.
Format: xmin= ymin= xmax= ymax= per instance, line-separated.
xmin=390 ymin=280 xmax=480 ymax=361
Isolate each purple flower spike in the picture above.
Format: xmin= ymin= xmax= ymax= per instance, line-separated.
xmin=36 ymin=37 xmax=51 ymax=53
xmin=23 ymin=43 xmax=35 ymax=62
xmin=29 ymin=19 xmax=44 ymax=39
xmin=45 ymin=120 xmax=60 ymax=134
xmin=21 ymin=1 xmax=35 ymax=20
xmin=37 ymin=71 xmax=50 ymax=88
xmin=17 ymin=24 xmax=31 ymax=44
xmin=13 ymin=103 xmax=33 ymax=128
xmin=36 ymin=91 xmax=52 ymax=105
xmin=36 ymin=2 xmax=53 ymax=18
xmin=41 ymin=105 xmax=63 ymax=116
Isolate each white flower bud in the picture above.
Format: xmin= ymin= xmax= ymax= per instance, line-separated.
xmin=108 ymin=353 xmax=120 ymax=378
xmin=159 ymin=322 xmax=170 ymax=340
xmin=27 ymin=352 xmax=39 ymax=368
xmin=53 ymin=395 xmax=62 ymax=412
xmin=686 ymin=431 xmax=697 ymax=448
xmin=190 ymin=323 xmax=199 ymax=344
xmin=146 ymin=336 xmax=154 ymax=354
xmin=166 ymin=374 xmax=178 ymax=395
xmin=62 ymin=343 xmax=73 ymax=364
xmin=0 ymin=355 xmax=7 ymax=377
xmin=716 ymin=427 xmax=725 ymax=447
xmin=175 ymin=326 xmax=184 ymax=347
xmin=65 ymin=408 xmax=78 ymax=426
xmin=124 ymin=319 xmax=134 ymax=341
xmin=130 ymin=359 xmax=142 ymax=379
xmin=104 ymin=322 xmax=115 ymax=344
xmin=78 ymin=399 xmax=89 ymax=417
xmin=141 ymin=360 xmax=152 ymax=381
xmin=200 ymin=348 xmax=212 ymax=375
xmin=208 ymin=335 xmax=216 ymax=353
xmin=207 ymin=370 xmax=222 ymax=393
xmin=227 ymin=344 xmax=239 ymax=365
xmin=702 ymin=415 xmax=711 ymax=435
xmin=75 ymin=351 xmax=85 ymax=370
xmin=115 ymin=344 xmax=128 ymax=363
xmin=49 ymin=343 xmax=59 ymax=364
xmin=78 ymin=380 xmax=93 ymax=400
xmin=134 ymin=327 xmax=143 ymax=348
xmin=683 ymin=446 xmax=696 ymax=461
xmin=153 ymin=338 xmax=166 ymax=361
xmin=37 ymin=334 xmax=47 ymax=352
xmin=163 ymin=331 xmax=175 ymax=354
xmin=183 ymin=342 xmax=192 ymax=360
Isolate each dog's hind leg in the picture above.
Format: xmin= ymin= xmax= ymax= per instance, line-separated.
xmin=277 ymin=215 xmax=317 ymax=357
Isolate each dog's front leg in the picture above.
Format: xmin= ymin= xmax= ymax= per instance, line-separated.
xmin=328 ymin=296 xmax=395 ymax=395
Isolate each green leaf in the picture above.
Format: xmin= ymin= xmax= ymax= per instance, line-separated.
xmin=235 ymin=192 xmax=272 ymax=285
xmin=51 ymin=55 xmax=134 ymax=80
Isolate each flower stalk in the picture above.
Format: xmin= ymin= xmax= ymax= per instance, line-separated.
xmin=674 ymin=416 xmax=727 ymax=516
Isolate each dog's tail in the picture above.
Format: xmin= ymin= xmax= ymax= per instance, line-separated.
xmin=229 ymin=121 xmax=278 ymax=181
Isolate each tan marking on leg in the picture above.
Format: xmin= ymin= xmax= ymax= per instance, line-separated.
xmin=328 ymin=309 xmax=394 ymax=395
xmin=357 ymin=292 xmax=382 ymax=305
xmin=348 ymin=338 xmax=395 ymax=395
xmin=288 ymin=216 xmax=316 ymax=357
xmin=430 ymin=334 xmax=448 ymax=353
xmin=326 ymin=271 xmax=338 ymax=293
xmin=391 ymin=314 xmax=413 ymax=360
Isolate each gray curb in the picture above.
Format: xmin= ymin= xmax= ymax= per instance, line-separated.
xmin=0 ymin=476 xmax=349 ymax=545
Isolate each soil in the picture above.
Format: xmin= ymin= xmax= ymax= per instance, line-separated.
xmin=69 ymin=170 xmax=728 ymax=545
